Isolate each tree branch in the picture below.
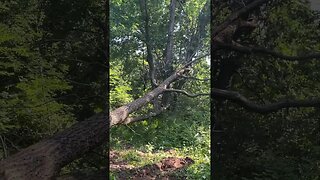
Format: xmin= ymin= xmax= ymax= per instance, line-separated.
xmin=164 ymin=89 xmax=210 ymax=97
xmin=0 ymin=61 xmax=199 ymax=179
xmin=110 ymin=68 xmax=191 ymax=127
xmin=213 ymin=88 xmax=320 ymax=114
xmin=123 ymin=106 xmax=167 ymax=124
xmin=182 ymin=53 xmax=210 ymax=68
xmin=139 ymin=0 xmax=158 ymax=87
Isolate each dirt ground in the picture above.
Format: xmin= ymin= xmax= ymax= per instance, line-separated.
xmin=110 ymin=150 xmax=194 ymax=179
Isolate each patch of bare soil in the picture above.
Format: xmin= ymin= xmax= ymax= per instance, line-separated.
xmin=110 ymin=151 xmax=135 ymax=171
xmin=110 ymin=150 xmax=194 ymax=180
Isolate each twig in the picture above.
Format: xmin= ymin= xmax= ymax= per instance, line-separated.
xmin=0 ymin=135 xmax=7 ymax=158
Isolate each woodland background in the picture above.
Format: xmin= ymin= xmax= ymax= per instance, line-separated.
xmin=213 ymin=0 xmax=320 ymax=179
xmin=0 ymin=0 xmax=108 ymax=178
xmin=0 ymin=0 xmax=319 ymax=179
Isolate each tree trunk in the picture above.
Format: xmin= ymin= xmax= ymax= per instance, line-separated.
xmin=0 ymin=112 xmax=107 ymax=180
xmin=0 ymin=68 xmax=189 ymax=179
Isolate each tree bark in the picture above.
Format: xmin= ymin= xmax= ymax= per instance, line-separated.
xmin=139 ymin=0 xmax=158 ymax=87
xmin=0 ymin=68 xmax=189 ymax=180
xmin=0 ymin=112 xmax=107 ymax=180
xmin=213 ymin=88 xmax=320 ymax=114
xmin=164 ymin=0 xmax=177 ymax=71
xmin=110 ymin=69 xmax=188 ymax=126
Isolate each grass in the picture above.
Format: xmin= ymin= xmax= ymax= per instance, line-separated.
xmin=110 ymin=101 xmax=211 ymax=179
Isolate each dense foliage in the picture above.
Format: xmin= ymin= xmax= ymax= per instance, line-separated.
xmin=2 ymin=0 xmax=319 ymax=178
xmin=213 ymin=0 xmax=320 ymax=179
xmin=0 ymin=0 xmax=107 ymax=175
xmin=110 ymin=0 xmax=210 ymax=179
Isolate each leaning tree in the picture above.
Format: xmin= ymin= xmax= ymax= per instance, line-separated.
xmin=0 ymin=0 xmax=211 ymax=179
xmin=1 ymin=0 xmax=319 ymax=179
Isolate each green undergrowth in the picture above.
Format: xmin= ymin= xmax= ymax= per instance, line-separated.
xmin=110 ymin=101 xmax=211 ymax=179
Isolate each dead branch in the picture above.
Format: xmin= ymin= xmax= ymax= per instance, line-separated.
xmin=0 ymin=60 xmax=201 ymax=179
xmin=0 ymin=71 xmax=181 ymax=179
xmin=213 ymin=88 xmax=320 ymax=114
xmin=110 ymin=68 xmax=190 ymax=127
xmin=164 ymin=89 xmax=210 ymax=97
xmin=123 ymin=106 xmax=167 ymax=124
xmin=181 ymin=53 xmax=210 ymax=68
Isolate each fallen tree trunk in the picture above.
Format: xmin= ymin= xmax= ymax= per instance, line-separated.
xmin=110 ymin=68 xmax=189 ymax=126
xmin=0 ymin=68 xmax=189 ymax=180
xmin=0 ymin=112 xmax=107 ymax=180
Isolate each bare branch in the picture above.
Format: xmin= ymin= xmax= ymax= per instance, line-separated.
xmin=164 ymin=89 xmax=210 ymax=97
xmin=110 ymin=56 xmax=210 ymax=126
xmin=0 ymin=66 xmax=198 ymax=179
xmin=213 ymin=88 xmax=320 ymax=114
xmin=3 ymin=137 xmax=20 ymax=151
xmin=123 ymin=106 xmax=167 ymax=124
xmin=0 ymin=135 xmax=7 ymax=159
xmin=110 ymin=68 xmax=191 ymax=127
xmin=182 ymin=53 xmax=210 ymax=68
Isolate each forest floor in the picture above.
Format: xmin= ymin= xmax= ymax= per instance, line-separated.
xmin=109 ymin=111 xmax=210 ymax=179
xmin=110 ymin=149 xmax=194 ymax=179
